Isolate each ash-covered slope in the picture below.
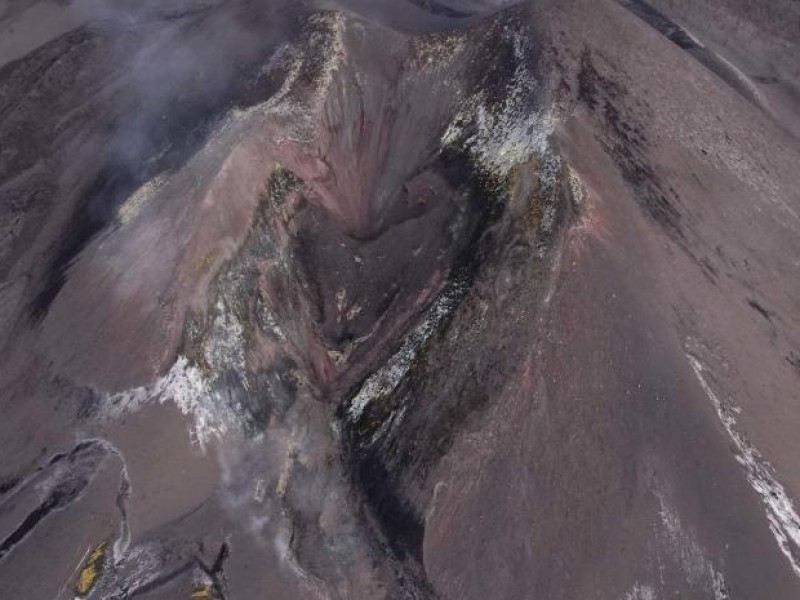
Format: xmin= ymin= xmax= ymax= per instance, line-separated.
xmin=0 ymin=1 xmax=800 ymax=599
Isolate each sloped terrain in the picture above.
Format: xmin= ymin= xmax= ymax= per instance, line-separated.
xmin=0 ymin=1 xmax=799 ymax=599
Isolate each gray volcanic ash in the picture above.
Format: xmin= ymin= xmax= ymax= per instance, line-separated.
xmin=0 ymin=1 xmax=799 ymax=599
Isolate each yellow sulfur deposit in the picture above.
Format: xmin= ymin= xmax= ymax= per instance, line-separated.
xmin=75 ymin=541 xmax=107 ymax=596
xmin=190 ymin=583 xmax=214 ymax=600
